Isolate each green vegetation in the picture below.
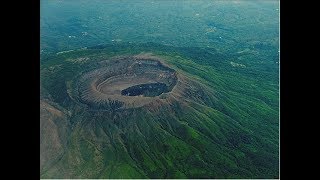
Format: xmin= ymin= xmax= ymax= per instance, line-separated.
xmin=40 ymin=0 xmax=279 ymax=178
xmin=40 ymin=42 xmax=279 ymax=178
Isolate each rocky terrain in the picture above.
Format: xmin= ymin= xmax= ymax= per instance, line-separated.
xmin=76 ymin=54 xmax=179 ymax=109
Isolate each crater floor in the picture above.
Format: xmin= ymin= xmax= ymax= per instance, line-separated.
xmin=77 ymin=55 xmax=178 ymax=108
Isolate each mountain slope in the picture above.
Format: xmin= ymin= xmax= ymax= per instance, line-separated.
xmin=40 ymin=43 xmax=279 ymax=178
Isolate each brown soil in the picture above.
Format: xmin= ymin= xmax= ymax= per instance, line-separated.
xmin=40 ymin=100 xmax=70 ymax=172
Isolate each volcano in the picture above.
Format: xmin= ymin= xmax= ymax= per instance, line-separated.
xmin=77 ymin=55 xmax=179 ymax=108
xmin=40 ymin=45 xmax=279 ymax=179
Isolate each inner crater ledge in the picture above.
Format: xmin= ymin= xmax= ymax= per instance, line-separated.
xmin=76 ymin=55 xmax=179 ymax=109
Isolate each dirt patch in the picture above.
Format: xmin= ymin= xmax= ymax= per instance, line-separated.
xmin=40 ymin=100 xmax=70 ymax=173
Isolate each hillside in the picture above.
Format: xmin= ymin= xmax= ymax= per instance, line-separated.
xmin=40 ymin=43 xmax=279 ymax=178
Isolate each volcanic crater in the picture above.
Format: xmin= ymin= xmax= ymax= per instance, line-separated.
xmin=77 ymin=54 xmax=180 ymax=109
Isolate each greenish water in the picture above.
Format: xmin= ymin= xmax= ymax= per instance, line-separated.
xmin=121 ymin=83 xmax=169 ymax=97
